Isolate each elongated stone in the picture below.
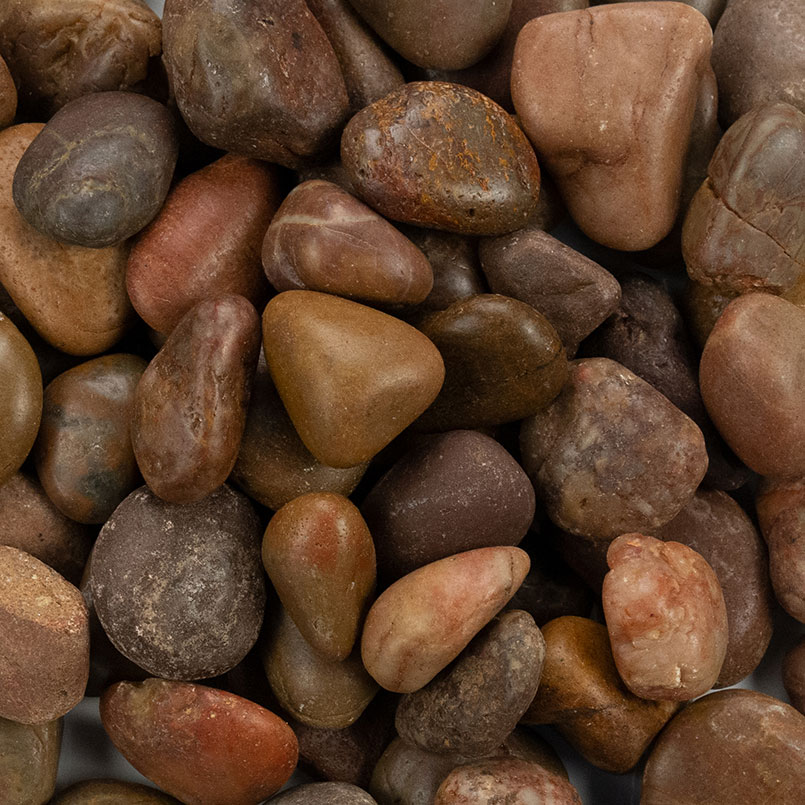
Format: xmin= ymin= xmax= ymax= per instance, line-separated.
xmin=0 ymin=716 xmax=62 ymax=805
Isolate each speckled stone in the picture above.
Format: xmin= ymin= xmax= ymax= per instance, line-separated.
xmin=269 ymin=783 xmax=377 ymax=805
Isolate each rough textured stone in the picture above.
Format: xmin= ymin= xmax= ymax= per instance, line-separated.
xmin=0 ymin=716 xmax=62 ymax=805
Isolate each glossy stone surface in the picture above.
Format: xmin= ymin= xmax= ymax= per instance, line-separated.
xmin=361 ymin=546 xmax=530 ymax=693
xmin=262 ymin=492 xmax=376 ymax=661
xmin=362 ymin=430 xmax=534 ymax=580
xmin=0 ymin=546 xmax=89 ymax=724
xmin=642 ymin=690 xmax=805 ymax=804
xmin=0 ymin=0 xmax=162 ymax=117
xmin=263 ymin=180 xmax=433 ymax=305
xmin=511 ymin=4 xmax=712 ymax=250
xmin=262 ymin=291 xmax=444 ymax=468
xmin=784 ymin=638 xmax=805 ymax=716
xmin=0 ymin=716 xmax=61 ymax=805
xmin=700 ymin=294 xmax=805 ymax=478
xmin=603 ymin=534 xmax=728 ymax=701
xmin=51 ymin=780 xmax=180 ymax=805
xmin=89 ymin=485 xmax=265 ymax=680
xmin=520 ymin=358 xmax=708 ymax=540
xmin=34 ymin=354 xmax=145 ymax=524
xmin=232 ymin=361 xmax=368 ymax=510
xmin=479 ymin=229 xmax=620 ymax=355
xmin=347 ymin=0 xmax=512 ymax=70
xmin=270 ymin=783 xmax=377 ymax=805
xmin=417 ymin=294 xmax=567 ymax=430
xmin=522 ymin=616 xmax=678 ymax=773
xmin=101 ymin=679 xmax=298 ymax=805
xmin=163 ymin=0 xmax=349 ymax=167
xmin=12 ymin=92 xmax=177 ymax=248
xmin=128 ymin=155 xmax=281 ymax=334
xmin=132 ymin=295 xmax=261 ymax=504
xmin=342 ymin=82 xmax=540 ymax=236
xmin=0 ymin=124 xmax=132 ymax=355
xmin=0 ymin=313 xmax=41 ymax=487
xmin=395 ymin=611 xmax=544 ymax=758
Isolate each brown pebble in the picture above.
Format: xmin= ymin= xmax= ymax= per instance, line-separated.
xmin=0 ymin=715 xmax=62 ymax=805
xmin=270 ymin=783 xmax=377 ymax=805
xmin=0 ymin=54 xmax=16 ymax=128
xmin=784 ymin=637 xmax=805 ymax=716
xmin=50 ymin=780 xmax=180 ymax=805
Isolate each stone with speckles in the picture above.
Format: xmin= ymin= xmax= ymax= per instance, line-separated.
xmin=269 ymin=783 xmax=377 ymax=805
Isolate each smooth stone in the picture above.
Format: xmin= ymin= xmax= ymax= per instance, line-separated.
xmin=522 ymin=617 xmax=678 ymax=773
xmin=479 ymin=229 xmax=621 ymax=355
xmin=163 ymin=0 xmax=349 ymax=167
xmin=0 ymin=546 xmax=89 ymax=724
xmin=511 ymin=4 xmax=712 ymax=250
xmin=263 ymin=609 xmax=378 ymax=729
xmin=642 ymin=690 xmax=805 ymax=804
xmin=417 ymin=294 xmax=567 ymax=430
xmin=712 ymin=0 xmax=805 ymax=126
xmin=603 ymin=534 xmax=728 ymax=701
xmin=361 ymin=430 xmax=535 ymax=580
xmin=270 ymin=783 xmax=377 ymax=805
xmin=0 ymin=716 xmax=62 ymax=805
xmin=395 ymin=611 xmax=544 ymax=758
xmin=132 ymin=295 xmax=261 ymax=504
xmin=127 ymin=154 xmax=281 ymax=334
xmin=347 ymin=0 xmax=512 ymax=70
xmin=0 ymin=124 xmax=132 ymax=355
xmin=361 ymin=546 xmax=530 ymax=693
xmin=682 ymin=103 xmax=805 ymax=297
xmin=0 ymin=473 xmax=92 ymax=584
xmin=262 ymin=492 xmax=376 ymax=661
xmin=341 ymin=82 xmax=540 ymax=236
xmin=101 ymin=679 xmax=298 ymax=805
xmin=0 ymin=313 xmax=41 ymax=486
xmin=262 ymin=291 xmax=444 ymax=468
xmin=684 ymin=281 xmax=739 ymax=349
xmin=34 ymin=354 xmax=146 ymax=524
xmin=655 ymin=490 xmax=773 ymax=687
xmin=0 ymin=55 xmax=16 ymax=128
xmin=0 ymin=0 xmax=162 ymax=117
xmin=593 ymin=0 xmax=725 ymax=26
xmin=12 ymin=92 xmax=177 ymax=248
xmin=306 ymin=0 xmax=404 ymax=112
xmin=783 ymin=637 xmax=805 ymax=715
xmin=51 ymin=780 xmax=180 ymax=805
xmin=262 ymin=180 xmax=433 ymax=305
xmin=89 ymin=485 xmax=266 ymax=680
xmin=520 ymin=358 xmax=708 ymax=539
xmin=232 ymin=361 xmax=368 ymax=510
xmin=700 ymin=294 xmax=805 ymax=478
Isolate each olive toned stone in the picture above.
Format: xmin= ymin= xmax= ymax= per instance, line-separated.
xmin=0 ymin=473 xmax=92 ymax=584
xmin=262 ymin=291 xmax=444 ymax=468
xmin=263 ymin=609 xmax=378 ymax=729
xmin=0 ymin=0 xmax=161 ymax=117
xmin=361 ymin=547 xmax=530 ymax=693
xmin=417 ymin=295 xmax=567 ymax=430
xmin=0 ymin=546 xmax=89 ymax=724
xmin=700 ymin=294 xmax=805 ymax=478
xmin=163 ymin=0 xmax=349 ymax=168
xmin=89 ymin=485 xmax=266 ymax=680
xmin=12 ymin=92 xmax=177 ymax=248
xmin=262 ymin=492 xmax=376 ymax=660
xmin=101 ymin=679 xmax=298 ymax=805
xmin=270 ymin=784 xmax=377 ymax=805
xmin=348 ymin=0 xmax=511 ymax=71
xmin=655 ymin=490 xmax=773 ymax=687
xmin=683 ymin=281 xmax=741 ymax=349
xmin=263 ymin=181 xmax=433 ymax=305
xmin=132 ymin=295 xmax=261 ymax=504
xmin=520 ymin=358 xmax=708 ymax=540
xmin=34 ymin=354 xmax=145 ymax=524
xmin=479 ymin=230 xmax=620 ymax=355
xmin=0 ymin=716 xmax=61 ymax=805
xmin=232 ymin=361 xmax=368 ymax=510
xmin=642 ymin=690 xmax=805 ymax=804
xmin=127 ymin=154 xmax=281 ymax=334
xmin=512 ymin=4 xmax=712 ymax=250
xmin=0 ymin=55 xmax=16 ymax=128
xmin=522 ymin=617 xmax=678 ymax=773
xmin=361 ymin=430 xmax=535 ymax=580
xmin=784 ymin=637 xmax=805 ymax=715
xmin=306 ymin=0 xmax=404 ymax=113
xmin=342 ymin=82 xmax=540 ymax=236
xmin=396 ymin=611 xmax=544 ymax=757
xmin=712 ymin=0 xmax=805 ymax=126
xmin=682 ymin=103 xmax=805 ymax=297
xmin=0 ymin=125 xmax=132 ymax=355
xmin=51 ymin=780 xmax=180 ymax=805
xmin=0 ymin=313 xmax=41 ymax=487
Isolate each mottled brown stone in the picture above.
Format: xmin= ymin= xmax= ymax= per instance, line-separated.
xmin=784 ymin=637 xmax=805 ymax=716
xmin=51 ymin=780 xmax=180 ymax=805
xmin=0 ymin=716 xmax=61 ymax=805
xmin=0 ymin=55 xmax=16 ymax=129
xmin=270 ymin=783 xmax=377 ymax=805
xmin=593 ymin=0 xmax=725 ymax=26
